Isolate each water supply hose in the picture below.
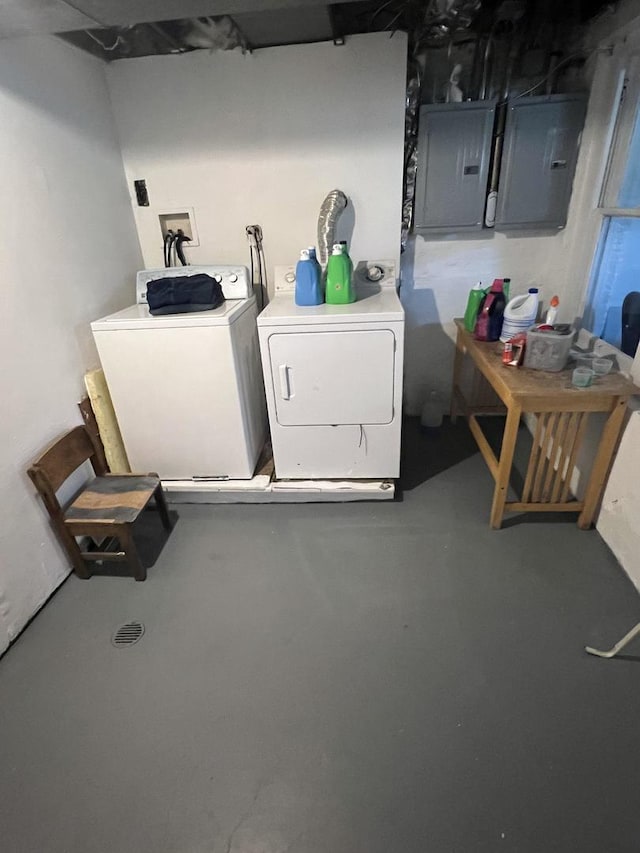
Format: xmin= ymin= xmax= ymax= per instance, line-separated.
xmin=174 ymin=229 xmax=191 ymax=266
xmin=163 ymin=230 xmax=175 ymax=267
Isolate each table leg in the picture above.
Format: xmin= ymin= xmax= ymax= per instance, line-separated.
xmin=450 ymin=326 xmax=465 ymax=424
xmin=490 ymin=404 xmax=522 ymax=529
xmin=578 ymin=397 xmax=628 ymax=530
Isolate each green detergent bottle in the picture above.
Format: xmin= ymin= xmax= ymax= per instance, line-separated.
xmin=340 ymin=240 xmax=354 ymax=281
xmin=464 ymin=281 xmax=485 ymax=332
xmin=325 ymin=243 xmax=355 ymax=304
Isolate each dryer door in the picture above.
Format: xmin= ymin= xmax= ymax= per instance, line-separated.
xmin=268 ymin=330 xmax=395 ymax=426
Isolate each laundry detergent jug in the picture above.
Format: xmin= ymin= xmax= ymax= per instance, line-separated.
xmin=500 ymin=288 xmax=539 ymax=342
xmin=295 ymin=248 xmax=323 ymax=306
xmin=325 ymin=243 xmax=355 ymax=304
xmin=474 ymin=279 xmax=505 ymax=342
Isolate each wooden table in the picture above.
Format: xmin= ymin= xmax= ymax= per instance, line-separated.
xmin=451 ymin=319 xmax=638 ymax=529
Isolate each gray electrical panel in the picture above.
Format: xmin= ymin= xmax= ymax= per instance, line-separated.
xmin=414 ymin=100 xmax=496 ymax=233
xmin=495 ymin=94 xmax=587 ymax=231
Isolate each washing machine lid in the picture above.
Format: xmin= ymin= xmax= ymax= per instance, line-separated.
xmin=257 ymin=287 xmax=403 ymax=327
xmin=91 ymin=297 xmax=253 ymax=331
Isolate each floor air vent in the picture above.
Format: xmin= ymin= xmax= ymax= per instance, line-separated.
xmin=112 ymin=621 xmax=145 ymax=647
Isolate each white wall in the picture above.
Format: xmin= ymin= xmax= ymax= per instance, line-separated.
xmin=401 ymin=231 xmax=559 ymax=413
xmin=403 ymin=6 xmax=640 ymax=586
xmin=0 ymin=37 xmax=143 ymax=653
xmin=401 ymin=16 xmax=640 ymax=439
xmin=106 ymin=33 xmax=407 ymax=278
xmin=599 ymin=407 xmax=640 ymax=590
xmin=400 ymin=40 xmax=625 ymax=415
xmin=575 ymin=17 xmax=640 ymax=587
xmin=401 ymin=115 xmax=599 ymax=413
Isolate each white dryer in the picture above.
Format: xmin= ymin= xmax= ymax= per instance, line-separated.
xmin=257 ymin=261 xmax=404 ymax=480
xmin=92 ymin=266 xmax=266 ymax=481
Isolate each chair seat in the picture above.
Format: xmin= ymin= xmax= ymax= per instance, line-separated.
xmin=65 ymin=476 xmax=159 ymax=524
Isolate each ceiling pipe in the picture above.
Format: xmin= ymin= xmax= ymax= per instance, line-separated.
xmin=546 ymin=51 xmax=562 ymax=95
xmin=479 ymin=30 xmax=494 ymax=100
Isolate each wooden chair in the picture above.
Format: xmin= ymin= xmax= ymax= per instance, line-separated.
xmin=28 ymin=425 xmax=173 ymax=581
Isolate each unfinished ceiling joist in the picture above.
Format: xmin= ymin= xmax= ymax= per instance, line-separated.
xmin=0 ymin=0 xmax=371 ymax=37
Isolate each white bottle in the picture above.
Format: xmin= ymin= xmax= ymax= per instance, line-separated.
xmin=420 ymin=390 xmax=443 ymax=430
xmin=545 ymin=295 xmax=559 ymax=326
xmin=500 ymin=288 xmax=539 ymax=342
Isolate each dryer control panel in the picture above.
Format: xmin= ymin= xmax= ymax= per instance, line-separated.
xmin=273 ymin=260 xmax=397 ymax=294
xmin=136 ymin=265 xmax=251 ymax=303
xmin=273 ymin=265 xmax=297 ymax=293
xmin=353 ymin=260 xmax=397 ymax=290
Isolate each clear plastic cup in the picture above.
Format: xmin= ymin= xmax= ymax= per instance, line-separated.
xmin=592 ymin=358 xmax=613 ymax=376
xmin=572 ymin=367 xmax=595 ymax=387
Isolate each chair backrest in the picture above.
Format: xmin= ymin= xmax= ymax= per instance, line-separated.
xmin=28 ymin=426 xmax=107 ymax=516
xmin=78 ymin=396 xmax=109 ymax=475
xmin=622 ymin=291 xmax=640 ymax=357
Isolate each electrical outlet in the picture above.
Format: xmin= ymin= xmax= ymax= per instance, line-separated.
xmin=134 ymin=179 xmax=149 ymax=206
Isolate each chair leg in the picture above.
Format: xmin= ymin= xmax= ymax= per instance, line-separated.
xmin=154 ymin=481 xmax=173 ymax=532
xmin=118 ymin=525 xmax=146 ymax=582
xmin=58 ymin=520 xmax=91 ymax=580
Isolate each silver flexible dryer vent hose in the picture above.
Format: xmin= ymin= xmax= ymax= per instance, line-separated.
xmin=317 ymin=189 xmax=348 ymax=266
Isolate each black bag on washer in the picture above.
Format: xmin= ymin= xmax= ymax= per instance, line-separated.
xmin=146 ymin=274 xmax=225 ymax=315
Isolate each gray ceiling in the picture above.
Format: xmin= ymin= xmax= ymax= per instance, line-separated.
xmin=3 ymin=1 xmax=610 ymax=62
xmin=0 ymin=0 xmax=364 ymax=38
xmin=0 ymin=1 xmax=95 ymax=37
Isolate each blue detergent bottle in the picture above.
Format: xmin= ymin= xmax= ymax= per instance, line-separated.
xmin=295 ymin=248 xmax=323 ymax=306
xmin=308 ymin=246 xmax=323 ymax=297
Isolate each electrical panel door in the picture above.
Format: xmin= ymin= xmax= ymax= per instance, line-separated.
xmin=414 ymin=101 xmax=496 ymax=233
xmin=496 ymin=94 xmax=587 ymax=231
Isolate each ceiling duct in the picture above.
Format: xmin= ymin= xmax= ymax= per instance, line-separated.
xmin=179 ymin=15 xmax=248 ymax=51
xmin=57 ymin=3 xmax=340 ymax=60
xmin=419 ymin=0 xmax=482 ymax=46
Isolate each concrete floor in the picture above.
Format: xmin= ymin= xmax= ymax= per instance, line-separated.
xmin=2 ymin=419 xmax=640 ymax=853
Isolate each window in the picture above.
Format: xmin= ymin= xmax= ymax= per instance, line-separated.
xmin=618 ymin=104 xmax=640 ymax=207
xmin=584 ymin=55 xmax=640 ymax=357
xmin=583 ymin=217 xmax=640 ymax=348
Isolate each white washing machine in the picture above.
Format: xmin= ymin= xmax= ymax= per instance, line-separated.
xmin=257 ymin=261 xmax=404 ymax=480
xmin=92 ymin=266 xmax=266 ymax=481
